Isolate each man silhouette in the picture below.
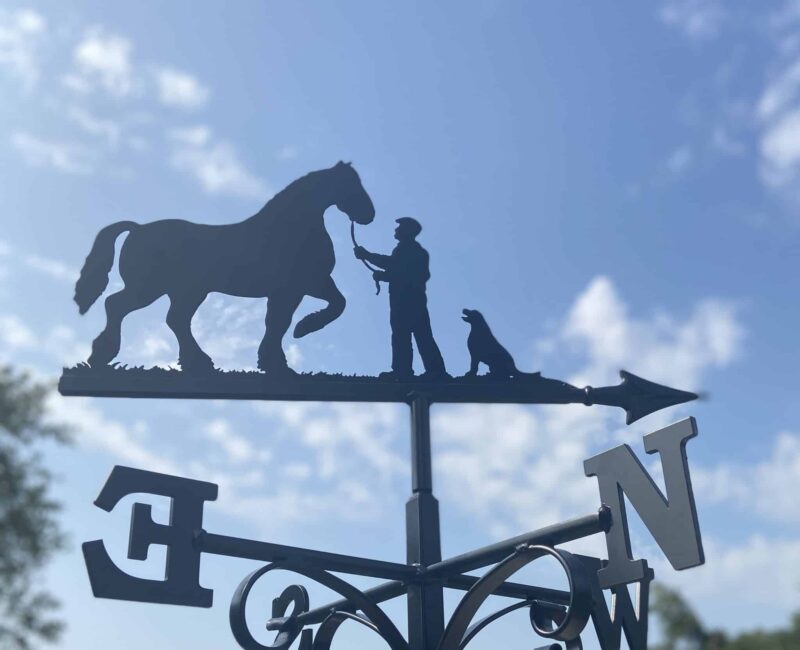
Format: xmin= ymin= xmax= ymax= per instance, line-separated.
xmin=355 ymin=217 xmax=448 ymax=380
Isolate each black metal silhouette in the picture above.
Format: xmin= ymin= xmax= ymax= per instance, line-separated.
xmin=462 ymin=308 xmax=540 ymax=379
xmin=354 ymin=217 xmax=448 ymax=380
xmin=59 ymin=367 xmax=697 ymax=425
xmin=73 ymin=161 xmax=375 ymax=374
xmin=350 ymin=221 xmax=382 ymax=295
xmin=81 ymin=412 xmax=692 ymax=650
xmin=229 ymin=564 xmax=408 ymax=650
xmin=66 ymin=157 xmax=708 ymax=649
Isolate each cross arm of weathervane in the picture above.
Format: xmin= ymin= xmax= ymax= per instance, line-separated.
xmin=82 ymin=466 xmax=609 ymax=602
xmin=83 ymin=416 xmax=702 ymax=650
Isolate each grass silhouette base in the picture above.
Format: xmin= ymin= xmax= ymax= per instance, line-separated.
xmin=58 ymin=364 xmax=586 ymax=405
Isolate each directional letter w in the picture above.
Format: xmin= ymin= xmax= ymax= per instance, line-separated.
xmin=583 ymin=417 xmax=704 ymax=589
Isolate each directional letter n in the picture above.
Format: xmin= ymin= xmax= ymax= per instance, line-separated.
xmin=583 ymin=417 xmax=704 ymax=589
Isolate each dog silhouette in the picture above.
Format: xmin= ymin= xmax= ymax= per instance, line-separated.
xmin=462 ymin=309 xmax=540 ymax=380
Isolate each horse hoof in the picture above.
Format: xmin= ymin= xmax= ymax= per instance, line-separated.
xmin=87 ymin=356 xmax=114 ymax=369
xmin=179 ymin=357 xmax=215 ymax=373
xmin=293 ymin=321 xmax=314 ymax=339
xmin=260 ymin=365 xmax=298 ymax=378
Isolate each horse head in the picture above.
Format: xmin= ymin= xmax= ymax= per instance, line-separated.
xmin=331 ymin=161 xmax=375 ymax=225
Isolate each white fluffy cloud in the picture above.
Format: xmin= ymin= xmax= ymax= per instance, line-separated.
xmin=694 ymin=430 xmax=800 ymax=523
xmin=433 ymin=276 xmax=744 ymax=538
xmin=561 ymin=276 xmax=742 ymax=388
xmin=656 ymin=534 xmax=800 ymax=626
xmin=155 ymin=67 xmax=209 ymax=109
xmin=0 ymin=8 xmax=46 ymax=89
xmin=168 ymin=125 xmax=268 ymax=199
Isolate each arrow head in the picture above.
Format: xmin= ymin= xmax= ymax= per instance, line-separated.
xmin=619 ymin=370 xmax=699 ymax=424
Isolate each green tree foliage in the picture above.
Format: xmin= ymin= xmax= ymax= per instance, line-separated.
xmin=652 ymin=584 xmax=800 ymax=649
xmin=0 ymin=366 xmax=68 ymax=649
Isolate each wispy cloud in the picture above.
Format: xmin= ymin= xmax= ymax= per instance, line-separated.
xmin=66 ymin=106 xmax=122 ymax=146
xmin=711 ymin=126 xmax=745 ymax=156
xmin=155 ymin=67 xmax=209 ymax=109
xmin=752 ymin=6 xmax=800 ymax=203
xmin=0 ymin=314 xmax=36 ymax=350
xmin=167 ymin=126 xmax=268 ymax=199
xmin=666 ymin=145 xmax=694 ymax=174
xmin=11 ymin=130 xmax=93 ymax=174
xmin=169 ymin=125 xmax=211 ymax=146
xmin=23 ymin=254 xmax=79 ymax=282
xmin=760 ymin=108 xmax=800 ymax=191
xmin=0 ymin=8 xmax=46 ymax=90
xmin=659 ymin=0 xmax=725 ymax=41
xmin=757 ymin=59 xmax=800 ymax=122
xmin=47 ymin=394 xmax=182 ymax=476
xmin=205 ymin=418 xmax=271 ymax=465
xmin=277 ymin=144 xmax=300 ymax=161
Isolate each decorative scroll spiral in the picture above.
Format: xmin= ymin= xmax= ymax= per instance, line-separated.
xmin=437 ymin=545 xmax=593 ymax=650
xmin=229 ymin=562 xmax=408 ymax=650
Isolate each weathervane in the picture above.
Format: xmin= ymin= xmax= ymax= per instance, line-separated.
xmin=61 ymin=162 xmax=705 ymax=649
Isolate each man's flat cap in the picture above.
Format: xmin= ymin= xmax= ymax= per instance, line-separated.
xmin=396 ymin=217 xmax=422 ymax=236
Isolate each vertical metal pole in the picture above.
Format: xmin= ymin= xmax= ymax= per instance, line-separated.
xmin=406 ymin=394 xmax=444 ymax=650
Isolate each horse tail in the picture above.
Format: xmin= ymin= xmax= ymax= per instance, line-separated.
xmin=74 ymin=220 xmax=137 ymax=314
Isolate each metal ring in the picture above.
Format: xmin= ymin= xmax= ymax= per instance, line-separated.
xmin=528 ymin=547 xmax=592 ymax=641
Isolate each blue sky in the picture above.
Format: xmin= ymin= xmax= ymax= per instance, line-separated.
xmin=1 ymin=1 xmax=799 ymax=648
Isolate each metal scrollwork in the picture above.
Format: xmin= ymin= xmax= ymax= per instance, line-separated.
xmin=437 ymin=545 xmax=593 ymax=650
xmin=229 ymin=562 xmax=409 ymax=650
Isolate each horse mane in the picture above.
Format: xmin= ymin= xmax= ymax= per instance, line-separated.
xmin=248 ymin=167 xmax=330 ymax=223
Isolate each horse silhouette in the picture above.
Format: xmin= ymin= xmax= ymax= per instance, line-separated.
xmin=74 ymin=161 xmax=375 ymax=374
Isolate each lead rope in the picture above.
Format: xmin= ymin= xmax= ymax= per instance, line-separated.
xmin=351 ymin=221 xmax=381 ymax=295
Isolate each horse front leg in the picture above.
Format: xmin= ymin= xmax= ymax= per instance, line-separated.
xmin=258 ymin=292 xmax=304 ymax=374
xmin=293 ymin=276 xmax=346 ymax=339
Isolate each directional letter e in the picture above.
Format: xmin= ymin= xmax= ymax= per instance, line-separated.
xmin=583 ymin=418 xmax=704 ymax=589
xmin=83 ymin=466 xmax=218 ymax=607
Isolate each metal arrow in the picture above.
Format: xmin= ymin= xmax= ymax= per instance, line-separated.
xmin=582 ymin=370 xmax=699 ymax=425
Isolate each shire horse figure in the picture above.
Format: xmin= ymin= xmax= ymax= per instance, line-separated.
xmin=74 ymin=161 xmax=375 ymax=374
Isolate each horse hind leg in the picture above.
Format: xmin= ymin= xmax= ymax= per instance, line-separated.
xmin=88 ymin=287 xmax=162 ymax=367
xmin=166 ymin=293 xmax=213 ymax=372
xmin=293 ymin=277 xmax=346 ymax=339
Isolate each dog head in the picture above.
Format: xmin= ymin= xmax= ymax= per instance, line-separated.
xmin=461 ymin=308 xmax=486 ymax=326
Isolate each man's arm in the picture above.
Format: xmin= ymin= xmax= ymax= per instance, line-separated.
xmin=354 ymin=246 xmax=393 ymax=269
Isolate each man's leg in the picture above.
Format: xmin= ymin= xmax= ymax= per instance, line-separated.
xmin=390 ymin=302 xmax=414 ymax=377
xmin=413 ymin=305 xmax=447 ymax=375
